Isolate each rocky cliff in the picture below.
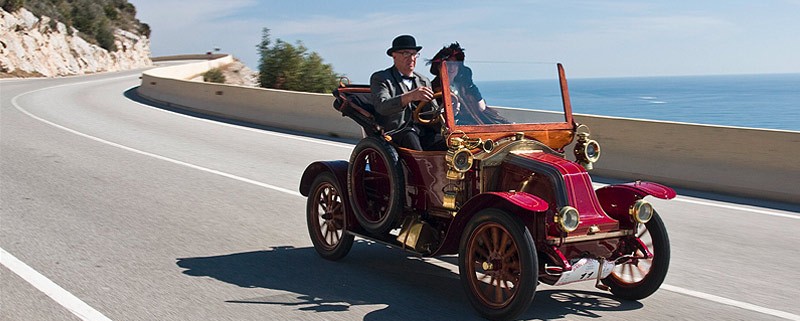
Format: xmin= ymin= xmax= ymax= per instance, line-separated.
xmin=0 ymin=7 xmax=151 ymax=78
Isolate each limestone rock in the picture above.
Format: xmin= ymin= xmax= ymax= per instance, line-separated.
xmin=0 ymin=7 xmax=151 ymax=78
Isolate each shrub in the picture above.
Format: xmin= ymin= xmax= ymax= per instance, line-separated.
xmin=203 ymin=68 xmax=226 ymax=83
xmin=1 ymin=0 xmax=25 ymax=12
xmin=95 ymin=22 xmax=116 ymax=51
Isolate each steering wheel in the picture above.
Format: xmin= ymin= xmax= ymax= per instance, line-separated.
xmin=413 ymin=92 xmax=444 ymax=125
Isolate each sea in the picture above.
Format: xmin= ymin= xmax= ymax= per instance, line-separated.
xmin=476 ymin=73 xmax=800 ymax=131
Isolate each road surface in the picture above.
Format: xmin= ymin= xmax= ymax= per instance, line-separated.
xmin=2 ymin=66 xmax=799 ymax=320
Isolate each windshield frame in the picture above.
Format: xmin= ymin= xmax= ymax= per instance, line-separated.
xmin=438 ymin=62 xmax=577 ymax=149
xmin=439 ymin=63 xmax=577 ymax=150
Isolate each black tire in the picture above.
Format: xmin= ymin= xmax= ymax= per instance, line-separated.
xmin=459 ymin=208 xmax=538 ymax=321
xmin=306 ymin=172 xmax=354 ymax=261
xmin=602 ymin=211 xmax=670 ymax=300
xmin=347 ymin=137 xmax=405 ymax=235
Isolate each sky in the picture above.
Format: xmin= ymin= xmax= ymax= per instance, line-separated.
xmin=129 ymin=0 xmax=800 ymax=83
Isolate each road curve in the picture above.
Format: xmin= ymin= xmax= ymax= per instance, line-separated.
xmin=2 ymin=66 xmax=799 ymax=321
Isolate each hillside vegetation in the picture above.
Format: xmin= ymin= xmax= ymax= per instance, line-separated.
xmin=1 ymin=0 xmax=149 ymax=51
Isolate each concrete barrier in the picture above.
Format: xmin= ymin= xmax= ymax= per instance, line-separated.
xmin=138 ymin=56 xmax=799 ymax=204
xmin=572 ymin=114 xmax=799 ymax=203
xmin=139 ymin=55 xmax=361 ymax=139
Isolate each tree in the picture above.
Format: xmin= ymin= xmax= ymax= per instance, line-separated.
xmin=300 ymin=52 xmax=339 ymax=93
xmin=257 ymin=28 xmax=341 ymax=93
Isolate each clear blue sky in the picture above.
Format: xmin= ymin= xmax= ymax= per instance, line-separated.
xmin=129 ymin=0 xmax=800 ymax=82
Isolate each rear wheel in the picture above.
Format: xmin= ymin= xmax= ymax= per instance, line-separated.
xmin=602 ymin=211 xmax=670 ymax=300
xmin=307 ymin=172 xmax=354 ymax=260
xmin=347 ymin=137 xmax=404 ymax=235
xmin=459 ymin=209 xmax=537 ymax=321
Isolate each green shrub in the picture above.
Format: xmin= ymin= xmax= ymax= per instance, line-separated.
xmin=1 ymin=0 xmax=25 ymax=12
xmin=203 ymin=69 xmax=226 ymax=83
xmin=95 ymin=20 xmax=116 ymax=51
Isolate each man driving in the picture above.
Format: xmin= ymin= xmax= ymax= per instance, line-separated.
xmin=371 ymin=35 xmax=444 ymax=150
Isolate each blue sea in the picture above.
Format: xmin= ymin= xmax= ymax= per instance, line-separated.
xmin=476 ymin=73 xmax=800 ymax=131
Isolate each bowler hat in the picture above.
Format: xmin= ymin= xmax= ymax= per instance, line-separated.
xmin=387 ymin=35 xmax=422 ymax=56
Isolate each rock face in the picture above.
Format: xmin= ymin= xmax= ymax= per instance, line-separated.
xmin=219 ymin=59 xmax=259 ymax=87
xmin=187 ymin=58 xmax=259 ymax=87
xmin=0 ymin=8 xmax=151 ymax=78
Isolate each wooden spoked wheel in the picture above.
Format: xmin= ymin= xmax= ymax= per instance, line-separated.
xmin=459 ymin=209 xmax=537 ymax=320
xmin=306 ymin=172 xmax=354 ymax=260
xmin=602 ymin=211 xmax=670 ymax=300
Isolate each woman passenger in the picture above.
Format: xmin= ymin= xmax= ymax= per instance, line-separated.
xmin=427 ymin=43 xmax=508 ymax=125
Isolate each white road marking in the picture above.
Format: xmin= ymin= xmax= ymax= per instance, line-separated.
xmin=423 ymin=257 xmax=800 ymax=320
xmin=672 ymin=197 xmax=799 ymax=219
xmin=12 ymin=82 xmax=303 ymax=198
xmin=0 ymin=248 xmax=113 ymax=321
xmin=9 ymin=73 xmax=799 ymax=321
xmin=590 ymin=183 xmax=798 ymax=219
xmin=661 ymin=284 xmax=800 ymax=321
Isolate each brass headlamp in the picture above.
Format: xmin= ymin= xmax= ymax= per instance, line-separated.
xmin=446 ymin=147 xmax=474 ymax=180
xmin=573 ymin=124 xmax=601 ymax=170
xmin=556 ymin=206 xmax=580 ymax=232
xmin=630 ymin=199 xmax=654 ymax=224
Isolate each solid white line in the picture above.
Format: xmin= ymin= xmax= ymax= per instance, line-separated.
xmin=14 ymin=95 xmax=301 ymax=196
xmin=425 ymin=254 xmax=800 ymax=320
xmin=661 ymin=284 xmax=800 ymax=320
xmin=0 ymin=248 xmax=113 ymax=321
xmin=8 ymin=76 xmax=305 ymax=321
xmin=12 ymin=82 xmax=302 ymax=198
xmin=673 ymin=197 xmax=799 ymax=219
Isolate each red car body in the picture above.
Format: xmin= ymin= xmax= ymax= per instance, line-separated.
xmin=299 ymin=62 xmax=675 ymax=320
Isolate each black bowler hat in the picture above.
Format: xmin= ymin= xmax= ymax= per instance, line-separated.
xmin=387 ymin=35 xmax=422 ymax=56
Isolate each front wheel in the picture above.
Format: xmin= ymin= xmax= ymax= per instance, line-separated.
xmin=306 ymin=172 xmax=354 ymax=261
xmin=602 ymin=211 xmax=670 ymax=300
xmin=459 ymin=209 xmax=537 ymax=321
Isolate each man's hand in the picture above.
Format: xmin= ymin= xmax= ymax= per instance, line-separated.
xmin=402 ymin=86 xmax=434 ymax=106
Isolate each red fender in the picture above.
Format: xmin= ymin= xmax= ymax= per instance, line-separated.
xmin=431 ymin=192 xmax=548 ymax=256
xmin=299 ymin=160 xmax=362 ymax=231
xmin=597 ymin=181 xmax=676 ymax=200
xmin=595 ymin=181 xmax=675 ymax=226
xmin=299 ymin=160 xmax=349 ymax=197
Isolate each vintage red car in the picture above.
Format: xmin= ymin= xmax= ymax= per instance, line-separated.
xmin=299 ymin=61 xmax=675 ymax=320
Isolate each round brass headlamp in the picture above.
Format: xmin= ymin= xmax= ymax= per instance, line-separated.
xmin=630 ymin=199 xmax=654 ymax=224
xmin=573 ymin=124 xmax=601 ymax=170
xmin=583 ymin=139 xmax=601 ymax=163
xmin=556 ymin=206 xmax=580 ymax=232
xmin=574 ymin=134 xmax=601 ymax=164
xmin=446 ymin=147 xmax=474 ymax=173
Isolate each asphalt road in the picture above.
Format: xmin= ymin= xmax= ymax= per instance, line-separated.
xmin=2 ymin=66 xmax=799 ymax=321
